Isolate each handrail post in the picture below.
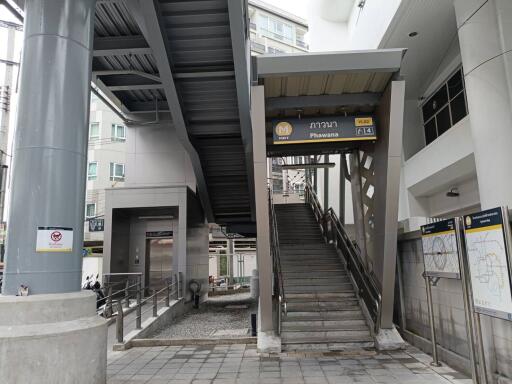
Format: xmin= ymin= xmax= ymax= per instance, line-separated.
xmin=124 ymin=279 xmax=130 ymax=308
xmin=178 ymin=272 xmax=184 ymax=298
xmin=116 ymin=301 xmax=124 ymax=343
xmin=174 ymin=274 xmax=179 ymax=299
xmin=152 ymin=289 xmax=158 ymax=317
xmin=106 ymin=285 xmax=113 ymax=317
xmin=136 ymin=282 xmax=142 ymax=329
xmin=166 ymin=279 xmax=170 ymax=307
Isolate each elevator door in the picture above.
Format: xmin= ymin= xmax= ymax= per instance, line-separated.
xmin=146 ymin=237 xmax=173 ymax=292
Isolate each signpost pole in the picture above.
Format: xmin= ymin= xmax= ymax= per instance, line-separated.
xmin=474 ymin=313 xmax=488 ymax=384
xmin=455 ymin=218 xmax=480 ymax=384
xmin=424 ymin=273 xmax=441 ymax=366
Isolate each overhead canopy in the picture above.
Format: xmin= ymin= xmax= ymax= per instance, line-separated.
xmin=254 ymin=49 xmax=405 ymax=156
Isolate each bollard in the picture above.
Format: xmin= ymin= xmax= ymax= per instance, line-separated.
xmin=116 ymin=301 xmax=124 ymax=343
xmin=153 ymin=289 xmax=158 ymax=317
xmin=136 ymin=285 xmax=142 ymax=329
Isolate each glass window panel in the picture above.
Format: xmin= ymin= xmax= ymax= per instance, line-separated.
xmin=422 ymin=85 xmax=448 ymax=122
xmin=448 ymin=69 xmax=464 ymax=99
xmin=89 ymin=123 xmax=100 ymax=139
xmin=424 ymin=119 xmax=437 ymax=145
xmin=86 ymin=204 xmax=96 ymax=218
xmin=436 ymin=105 xmax=452 ymax=136
xmin=450 ymin=92 xmax=468 ymax=125
xmin=88 ymin=162 xmax=97 ymax=180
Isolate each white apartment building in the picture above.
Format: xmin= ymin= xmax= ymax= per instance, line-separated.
xmin=248 ymin=0 xmax=308 ymax=55
xmin=83 ymin=93 xmax=127 ymax=249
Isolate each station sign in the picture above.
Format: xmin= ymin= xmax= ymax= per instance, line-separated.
xmin=463 ymin=207 xmax=512 ymax=321
xmin=272 ymin=115 xmax=377 ymax=145
xmin=420 ymin=218 xmax=461 ymax=279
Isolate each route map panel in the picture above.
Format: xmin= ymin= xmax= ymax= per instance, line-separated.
xmin=421 ymin=219 xmax=461 ymax=279
xmin=464 ymin=207 xmax=512 ymax=321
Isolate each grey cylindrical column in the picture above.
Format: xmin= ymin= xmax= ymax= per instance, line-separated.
xmin=2 ymin=0 xmax=96 ymax=295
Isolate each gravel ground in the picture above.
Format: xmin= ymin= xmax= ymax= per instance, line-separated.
xmin=150 ymin=292 xmax=257 ymax=339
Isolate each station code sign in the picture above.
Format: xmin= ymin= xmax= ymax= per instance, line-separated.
xmin=272 ymin=115 xmax=377 ymax=145
xmin=420 ymin=218 xmax=461 ymax=279
xmin=463 ymin=207 xmax=512 ymax=321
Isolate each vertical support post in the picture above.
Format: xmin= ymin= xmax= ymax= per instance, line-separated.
xmin=339 ymin=154 xmax=346 ymax=225
xmin=455 ymin=218 xmax=480 ymax=384
xmin=107 ymin=286 xmax=113 ymax=318
xmin=251 ymin=85 xmax=273 ymax=333
xmin=166 ymin=280 xmax=170 ymax=307
xmin=228 ymin=239 xmax=235 ymax=285
xmin=349 ymin=151 xmax=368 ymax=267
xmin=124 ymin=280 xmax=130 ymax=308
xmin=424 ymin=275 xmax=440 ymax=366
xmin=178 ymin=271 xmax=184 ymax=298
xmin=474 ymin=313 xmax=489 ymax=384
xmin=116 ymin=301 xmax=124 ymax=344
xmin=152 ymin=290 xmax=158 ymax=317
xmin=136 ymin=286 xmax=142 ymax=330
xmin=313 ymin=157 xmax=318 ymax=193
xmin=324 ymin=155 xmax=329 ymax=209
xmin=2 ymin=0 xmax=97 ymax=295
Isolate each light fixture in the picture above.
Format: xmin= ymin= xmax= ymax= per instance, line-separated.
xmin=409 ymin=32 xmax=418 ymax=37
xmin=138 ymin=215 xmax=174 ymax=220
xmin=446 ymin=188 xmax=459 ymax=197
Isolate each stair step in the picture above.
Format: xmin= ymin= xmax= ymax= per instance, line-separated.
xmin=282 ymin=330 xmax=372 ymax=340
xmin=285 ymin=310 xmax=363 ymax=320
xmin=286 ymin=301 xmax=360 ymax=311
xmin=282 ymin=319 xmax=368 ymax=330
xmin=283 ymin=278 xmax=351 ymax=286
xmin=286 ymin=292 xmax=356 ymax=300
xmin=282 ymin=335 xmax=374 ymax=344
xmin=282 ymin=341 xmax=375 ymax=352
xmin=284 ymin=286 xmax=354 ymax=294
xmin=283 ymin=271 xmax=347 ymax=278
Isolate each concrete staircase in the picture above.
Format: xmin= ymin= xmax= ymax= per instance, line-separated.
xmin=275 ymin=203 xmax=374 ymax=351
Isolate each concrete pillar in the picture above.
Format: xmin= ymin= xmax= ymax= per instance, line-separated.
xmin=454 ymin=0 xmax=512 ymax=208
xmin=453 ymin=1 xmax=512 ymax=378
xmin=251 ymin=86 xmax=274 ymax=332
xmin=2 ymin=0 xmax=97 ymax=294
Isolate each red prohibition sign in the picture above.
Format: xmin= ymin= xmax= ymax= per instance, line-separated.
xmin=51 ymin=231 xmax=62 ymax=242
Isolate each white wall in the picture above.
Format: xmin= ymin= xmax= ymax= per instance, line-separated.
xmin=125 ymin=124 xmax=196 ymax=190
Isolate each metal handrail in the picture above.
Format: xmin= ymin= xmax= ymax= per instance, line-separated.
xmin=304 ymin=184 xmax=382 ymax=332
xmin=113 ymin=274 xmax=180 ymax=344
xmin=268 ymin=188 xmax=286 ymax=335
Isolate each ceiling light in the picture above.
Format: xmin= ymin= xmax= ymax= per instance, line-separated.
xmin=409 ymin=32 xmax=418 ymax=37
xmin=446 ymin=188 xmax=459 ymax=197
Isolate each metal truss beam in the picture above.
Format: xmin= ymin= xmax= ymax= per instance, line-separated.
xmin=227 ymin=0 xmax=255 ymax=221
xmin=93 ymin=35 xmax=152 ymax=57
xmin=266 ymin=93 xmax=382 ymax=111
xmin=125 ymin=0 xmax=214 ymax=222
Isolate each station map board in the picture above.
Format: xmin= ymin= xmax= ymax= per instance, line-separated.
xmin=463 ymin=207 xmax=512 ymax=320
xmin=421 ymin=219 xmax=461 ymax=279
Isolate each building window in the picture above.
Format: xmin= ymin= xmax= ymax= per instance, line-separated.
xmin=296 ymin=28 xmax=308 ymax=49
xmin=110 ymin=162 xmax=125 ymax=182
xmin=87 ymin=161 xmax=98 ymax=181
xmin=267 ymin=46 xmax=286 ymax=54
xmin=258 ymin=14 xmax=294 ymax=44
xmin=89 ymin=122 xmax=100 ymax=140
xmin=111 ymin=124 xmax=126 ymax=142
xmin=422 ymin=67 xmax=468 ymax=145
xmin=86 ymin=203 xmax=96 ymax=218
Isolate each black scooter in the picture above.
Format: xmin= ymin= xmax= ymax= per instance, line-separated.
xmin=83 ymin=274 xmax=106 ymax=309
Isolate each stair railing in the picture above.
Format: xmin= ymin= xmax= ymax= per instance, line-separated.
xmin=268 ymin=188 xmax=286 ymax=335
xmin=304 ymin=184 xmax=382 ymax=333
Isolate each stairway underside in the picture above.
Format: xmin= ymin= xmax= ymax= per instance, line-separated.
xmin=275 ymin=203 xmax=374 ymax=352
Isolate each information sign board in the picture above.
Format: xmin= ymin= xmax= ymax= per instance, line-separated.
xmin=36 ymin=226 xmax=73 ymax=253
xmin=463 ymin=207 xmax=512 ymax=320
xmin=272 ymin=115 xmax=376 ymax=145
xmin=421 ymin=219 xmax=461 ymax=278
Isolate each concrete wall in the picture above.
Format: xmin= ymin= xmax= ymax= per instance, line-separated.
xmin=397 ymin=233 xmax=512 ymax=382
xmin=125 ymin=123 xmax=196 ymax=190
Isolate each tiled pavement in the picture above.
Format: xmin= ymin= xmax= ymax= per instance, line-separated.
xmin=107 ymin=344 xmax=472 ymax=384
